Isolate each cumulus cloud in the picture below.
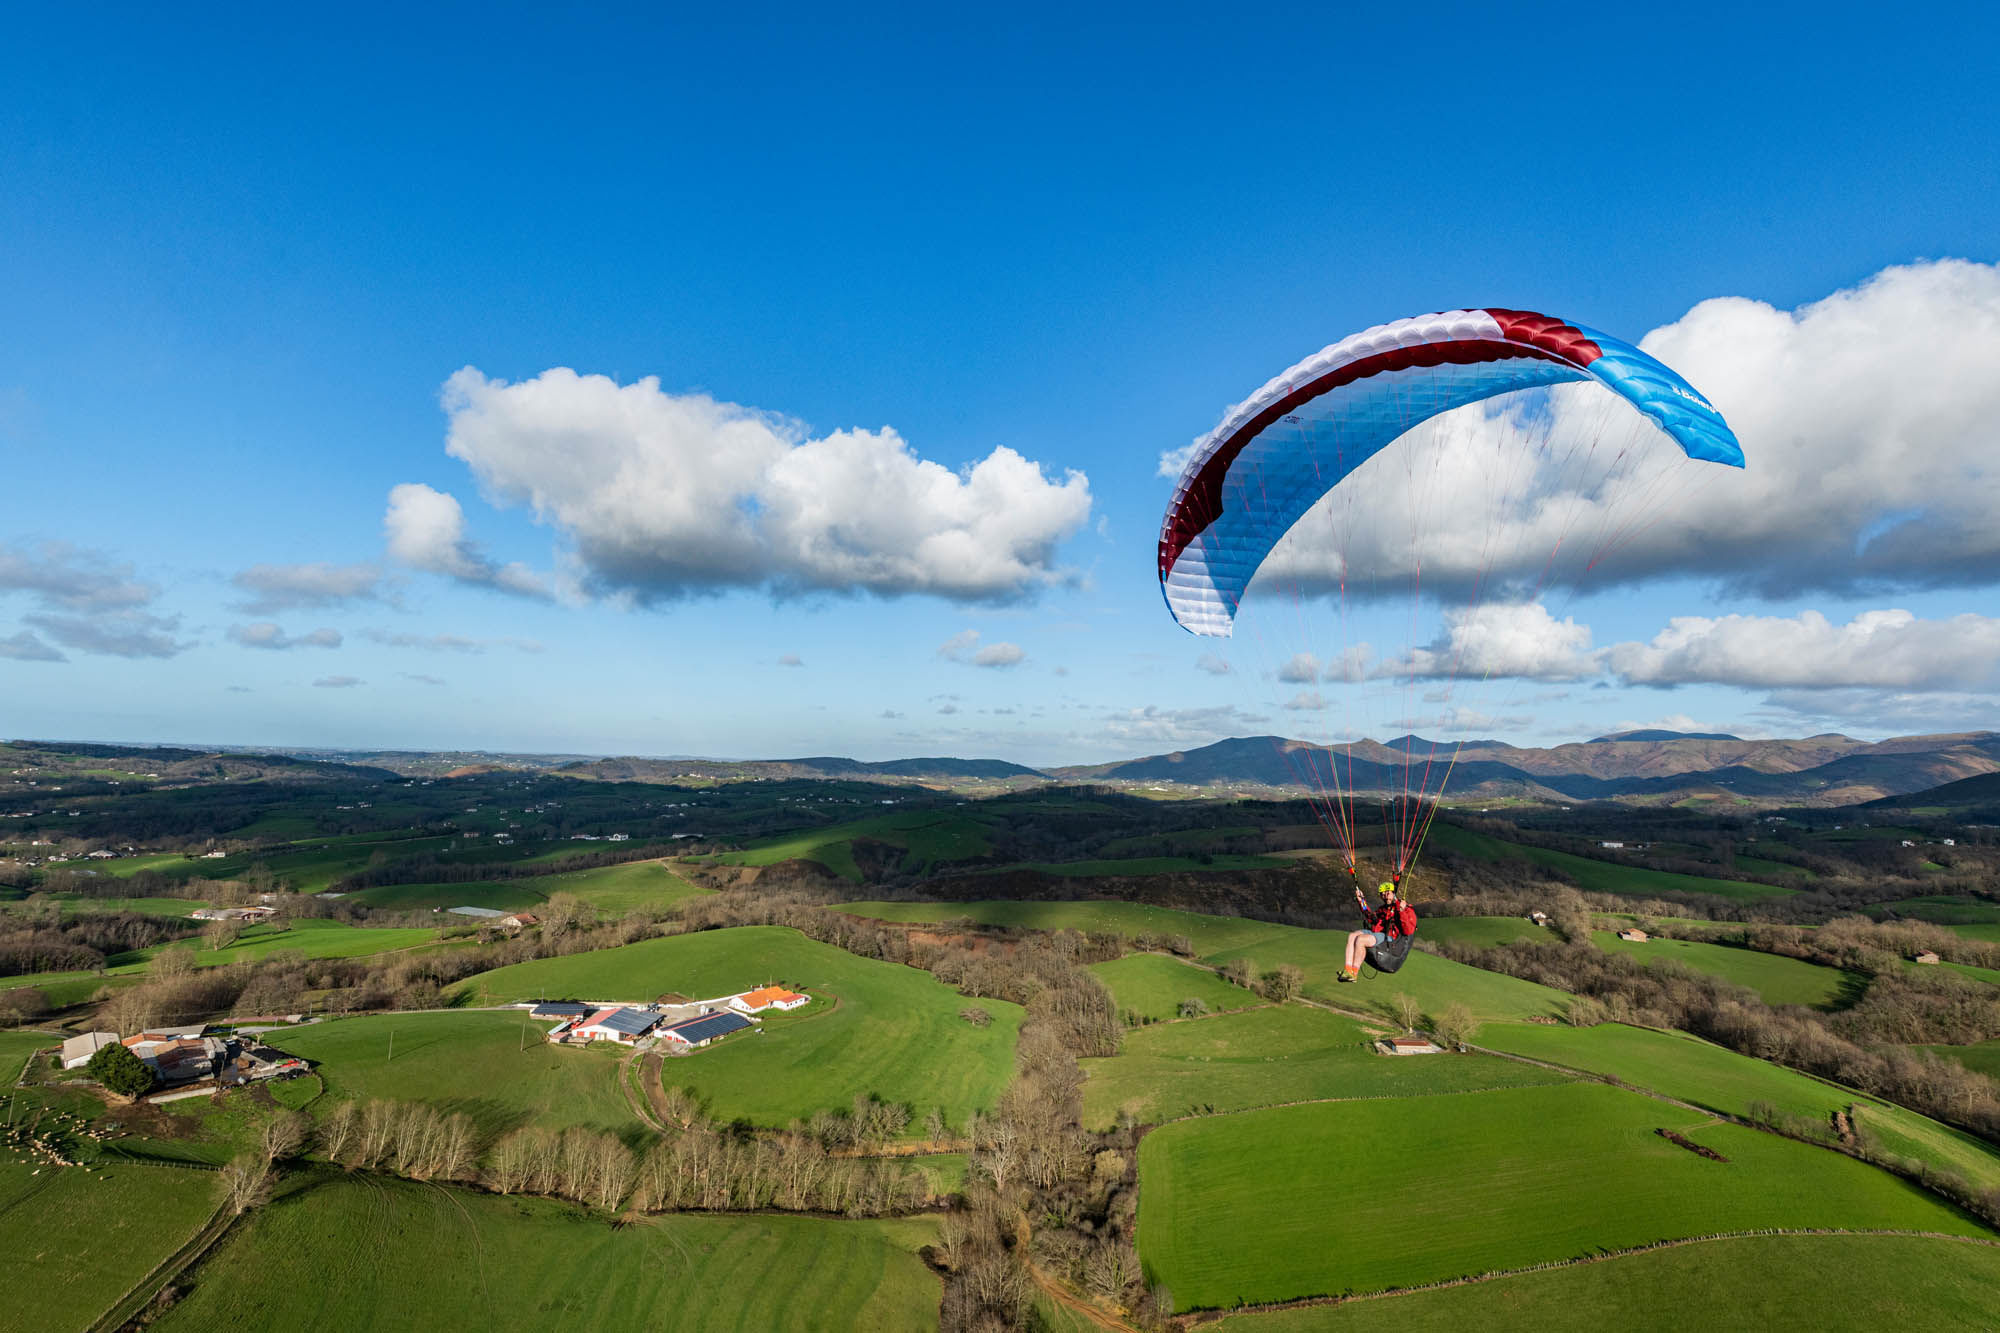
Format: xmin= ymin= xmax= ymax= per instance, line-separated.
xmin=432 ymin=367 xmax=1091 ymax=604
xmin=1605 ymin=608 xmax=2000 ymax=690
xmin=939 ymin=629 xmax=1026 ymax=668
xmin=228 ymin=622 xmax=342 ymax=651
xmin=1283 ymin=690 xmax=1328 ymax=711
xmin=1276 ymin=653 xmax=1320 ymax=683
xmin=777 ymin=653 xmax=804 ymax=667
xmin=312 ymin=675 xmax=362 ymax=688
xmin=24 ymin=611 xmax=187 ymax=659
xmin=1389 ymin=603 xmax=1597 ymax=681
xmin=0 ymin=631 xmax=63 ymax=662
xmin=1195 ymin=652 xmax=1232 ymax=676
xmin=232 ymin=562 xmax=387 ymax=613
xmin=0 ymin=542 xmax=190 ymax=659
xmin=383 ymin=483 xmax=551 ymax=598
xmin=1236 ymin=261 xmax=2000 ymax=604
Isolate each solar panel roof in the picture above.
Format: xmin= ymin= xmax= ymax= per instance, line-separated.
xmin=591 ymin=1008 xmax=659 ymax=1035
xmin=665 ymin=1011 xmax=752 ymax=1044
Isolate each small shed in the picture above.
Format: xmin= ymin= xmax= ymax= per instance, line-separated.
xmin=1528 ymin=911 xmax=1549 ymax=927
xmin=500 ymin=912 xmax=539 ymax=932
xmin=1913 ymin=950 xmax=1941 ymax=965
xmin=1618 ymin=928 xmax=1650 ymax=942
xmin=530 ymin=1001 xmax=593 ymax=1022
xmin=1377 ymin=1034 xmax=1442 ymax=1056
xmin=661 ymin=1011 xmax=753 ymax=1049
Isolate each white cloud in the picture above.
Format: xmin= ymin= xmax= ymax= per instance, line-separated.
xmin=1605 ymin=608 xmax=2000 ymax=690
xmin=1389 ymin=602 xmax=1597 ymax=681
xmin=1195 ymin=652 xmax=1232 ymax=676
xmin=1282 ymin=690 xmax=1328 ymax=711
xmin=0 ymin=542 xmax=154 ymax=611
xmin=363 ymin=629 xmax=542 ymax=654
xmin=383 ymin=483 xmax=551 ymax=598
xmin=228 ymin=622 xmax=342 ymax=651
xmin=434 ymin=367 xmax=1091 ymax=604
xmin=0 ymin=631 xmax=63 ymax=662
xmin=312 ymin=675 xmax=363 ymax=688
xmin=777 ymin=653 xmax=804 ymax=667
xmin=23 ymin=611 xmax=187 ymax=659
xmin=1243 ymin=261 xmax=2000 ymax=604
xmin=939 ymin=629 xmax=1025 ymax=668
xmin=1276 ymin=653 xmax=1320 ymax=683
xmin=1098 ymin=704 xmax=1270 ymax=747
xmin=232 ymin=562 xmax=387 ymax=613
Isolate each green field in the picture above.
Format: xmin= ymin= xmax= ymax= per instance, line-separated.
xmin=155 ymin=1174 xmax=941 ymax=1332
xmin=275 ymin=1011 xmax=641 ymax=1140
xmin=1137 ymin=1083 xmax=1989 ymax=1310
xmin=1212 ymin=1234 xmax=2000 ymax=1332
xmin=839 ymin=900 xmax=1567 ymax=1024
xmin=450 ymin=926 xmax=1023 ymax=1128
xmin=719 ymin=810 xmax=995 ymax=879
xmin=1869 ymin=894 xmax=2000 ymax=926
xmin=537 ymin=859 xmax=712 ymax=914
xmin=1477 ymin=1021 xmax=2000 ymax=1193
xmin=1088 ymin=953 xmax=1251 ymax=1022
xmin=1591 ymin=933 xmax=1857 ymax=1008
xmin=1424 ymin=825 xmax=1796 ymax=901
xmin=0 ymin=1158 xmax=219 ymax=1333
xmin=345 ymin=880 xmax=548 ymax=913
xmin=1921 ymin=1038 xmax=2000 ymax=1080
xmin=1419 ymin=915 xmax=1546 ymax=949
xmin=1081 ymin=1004 xmax=1571 ymax=1130
xmin=4 ymin=894 xmax=212 ymax=917
xmin=985 ymin=854 xmax=1287 ymax=876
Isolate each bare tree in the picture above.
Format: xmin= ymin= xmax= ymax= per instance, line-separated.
xmin=220 ymin=1155 xmax=272 ymax=1215
xmin=259 ymin=1110 xmax=310 ymax=1163
xmin=1394 ymin=992 xmax=1423 ymax=1033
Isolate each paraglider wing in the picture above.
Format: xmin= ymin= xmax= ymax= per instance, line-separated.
xmin=1157 ymin=308 xmax=1744 ymax=637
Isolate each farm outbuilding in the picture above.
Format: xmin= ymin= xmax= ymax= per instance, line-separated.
xmin=731 ymin=985 xmax=808 ymax=1014
xmin=661 ymin=1011 xmax=753 ymax=1048
xmin=61 ymin=1032 xmax=119 ymax=1069
xmin=573 ymin=1007 xmax=660 ymax=1044
xmin=1377 ymin=1035 xmax=1442 ymax=1055
xmin=530 ymin=1002 xmax=593 ymax=1021
xmin=1618 ymin=928 xmax=1649 ymax=942
xmin=1913 ymin=950 xmax=1941 ymax=965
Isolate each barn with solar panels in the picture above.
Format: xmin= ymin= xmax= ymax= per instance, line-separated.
xmin=661 ymin=1010 xmax=754 ymax=1049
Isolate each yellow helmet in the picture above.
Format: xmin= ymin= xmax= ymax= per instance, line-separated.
xmin=1378 ymin=881 xmax=1397 ymax=896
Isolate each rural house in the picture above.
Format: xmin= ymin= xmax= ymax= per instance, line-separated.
xmin=500 ymin=912 xmax=539 ymax=933
xmin=661 ymin=1011 xmax=753 ymax=1049
xmin=1618 ymin=928 xmax=1650 ymax=942
xmin=1913 ymin=950 xmax=1941 ymax=965
xmin=572 ymin=1007 xmax=660 ymax=1044
xmin=60 ymin=1032 xmax=119 ymax=1070
xmin=730 ymin=985 xmax=808 ymax=1014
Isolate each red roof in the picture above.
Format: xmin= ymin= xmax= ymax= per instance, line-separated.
xmin=580 ymin=1008 xmax=623 ymax=1028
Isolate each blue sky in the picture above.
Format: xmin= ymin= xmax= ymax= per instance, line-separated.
xmin=6 ymin=5 xmax=2000 ymax=765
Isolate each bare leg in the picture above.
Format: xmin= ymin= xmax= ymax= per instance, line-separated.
xmin=1345 ymin=932 xmax=1367 ymax=970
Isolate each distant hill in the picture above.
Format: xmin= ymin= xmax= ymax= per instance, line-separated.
xmin=556 ymin=754 xmax=1046 ymax=784
xmin=1861 ymin=770 xmax=2000 ymax=814
xmin=0 ymin=740 xmax=399 ymax=784
xmin=1588 ymin=729 xmax=1743 ymax=743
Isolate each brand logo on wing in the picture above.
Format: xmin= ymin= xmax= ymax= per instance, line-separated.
xmin=1671 ymin=384 xmax=1713 ymax=409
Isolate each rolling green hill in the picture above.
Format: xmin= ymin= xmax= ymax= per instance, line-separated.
xmin=1590 ymin=932 xmax=1858 ymax=1008
xmin=1425 ymin=825 xmax=1795 ymax=901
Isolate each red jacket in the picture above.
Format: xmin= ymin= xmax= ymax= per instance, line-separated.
xmin=1367 ymin=898 xmax=1418 ymax=940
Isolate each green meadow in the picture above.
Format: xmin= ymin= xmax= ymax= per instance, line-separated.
xmin=1088 ymin=952 xmax=1251 ymax=1022
xmin=1476 ymin=1022 xmax=2000 ymax=1194
xmin=275 ymin=1011 xmax=642 ymax=1140
xmin=155 ymin=1174 xmax=941 ymax=1333
xmin=1922 ymin=1038 xmax=2000 ymax=1080
xmin=719 ymin=810 xmax=995 ymax=879
xmin=839 ymin=899 xmax=1568 ymax=1023
xmin=1590 ymin=932 xmax=1857 ymax=1008
xmin=1081 ymin=1003 xmax=1571 ymax=1130
xmin=1212 ymin=1234 xmax=2000 ymax=1332
xmin=1137 ymin=1082 xmax=1989 ymax=1310
xmin=1423 ymin=824 xmax=1795 ymax=901
xmin=1418 ymin=915 xmax=1546 ymax=949
xmin=450 ymin=926 xmax=1023 ymax=1128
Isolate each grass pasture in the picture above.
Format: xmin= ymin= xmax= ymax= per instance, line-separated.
xmin=1477 ymin=1022 xmax=2000 ymax=1194
xmin=1137 ymin=1082 xmax=1989 ymax=1310
xmin=344 ymin=880 xmax=547 ymax=914
xmin=155 ymin=1174 xmax=941 ymax=1333
xmin=1922 ymin=1038 xmax=2000 ymax=1081
xmin=0 ymin=1158 xmax=219 ymax=1333
xmin=720 ymin=810 xmax=995 ymax=879
xmin=450 ymin=926 xmax=1023 ymax=1128
xmin=1424 ymin=824 xmax=1795 ymax=902
xmin=1081 ymin=1004 xmax=1571 ymax=1130
xmin=1590 ymin=932 xmax=1857 ymax=1008
xmin=1418 ymin=915 xmax=1545 ymax=949
xmin=1088 ymin=953 xmax=1249 ymax=1022
xmin=275 ymin=1011 xmax=642 ymax=1140
xmin=839 ymin=899 xmax=1568 ymax=1024
xmin=1213 ymin=1234 xmax=2000 ymax=1332
xmin=536 ymin=858 xmax=712 ymax=914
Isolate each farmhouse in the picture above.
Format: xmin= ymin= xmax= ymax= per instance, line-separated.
xmin=1377 ymin=1035 xmax=1442 ymax=1055
xmin=662 ymin=1011 xmax=753 ymax=1048
xmin=500 ymin=912 xmax=539 ymax=932
xmin=572 ymin=1007 xmax=660 ymax=1044
xmin=1618 ymin=928 xmax=1650 ymax=942
xmin=1913 ymin=950 xmax=1941 ymax=965
xmin=1528 ymin=911 xmax=1549 ymax=927
xmin=60 ymin=1032 xmax=119 ymax=1070
xmin=123 ymin=1031 xmax=226 ymax=1083
xmin=731 ymin=985 xmax=808 ymax=1014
